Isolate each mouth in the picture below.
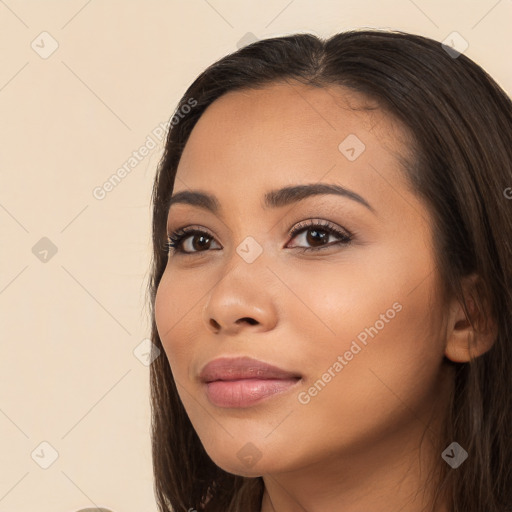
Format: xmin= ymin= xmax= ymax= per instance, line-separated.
xmin=204 ymin=379 xmax=301 ymax=408
xmin=199 ymin=356 xmax=302 ymax=408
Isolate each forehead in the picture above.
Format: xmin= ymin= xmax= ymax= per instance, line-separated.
xmin=173 ymin=81 xmax=414 ymax=215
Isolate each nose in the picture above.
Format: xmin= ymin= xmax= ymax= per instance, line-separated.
xmin=202 ymin=254 xmax=278 ymax=336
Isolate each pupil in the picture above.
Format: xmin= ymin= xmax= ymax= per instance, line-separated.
xmin=308 ymin=229 xmax=327 ymax=246
xmin=195 ymin=235 xmax=210 ymax=250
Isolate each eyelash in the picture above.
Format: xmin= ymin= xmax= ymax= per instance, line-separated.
xmin=164 ymin=219 xmax=353 ymax=255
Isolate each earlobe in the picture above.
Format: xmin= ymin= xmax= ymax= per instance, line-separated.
xmin=444 ymin=274 xmax=498 ymax=363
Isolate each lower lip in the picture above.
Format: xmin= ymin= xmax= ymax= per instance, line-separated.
xmin=204 ymin=378 xmax=300 ymax=408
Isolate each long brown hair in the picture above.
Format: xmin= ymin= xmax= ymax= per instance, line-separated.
xmin=147 ymin=29 xmax=512 ymax=512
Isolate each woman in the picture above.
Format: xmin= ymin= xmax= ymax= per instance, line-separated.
xmin=147 ymin=29 xmax=512 ymax=511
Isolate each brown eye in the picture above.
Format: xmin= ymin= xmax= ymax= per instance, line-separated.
xmin=165 ymin=219 xmax=353 ymax=256
xmin=287 ymin=220 xmax=353 ymax=252
xmin=166 ymin=228 xmax=220 ymax=254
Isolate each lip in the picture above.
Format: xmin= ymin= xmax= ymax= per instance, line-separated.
xmin=199 ymin=356 xmax=302 ymax=408
xmin=199 ymin=356 xmax=301 ymax=382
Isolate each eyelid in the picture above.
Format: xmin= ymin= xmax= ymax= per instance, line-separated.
xmin=287 ymin=218 xmax=351 ymax=240
xmin=166 ymin=224 xmax=215 ymax=239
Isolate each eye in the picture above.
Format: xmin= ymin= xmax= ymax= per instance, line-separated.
xmin=165 ymin=226 xmax=220 ymax=255
xmin=165 ymin=219 xmax=353 ymax=255
xmin=286 ymin=219 xmax=353 ymax=253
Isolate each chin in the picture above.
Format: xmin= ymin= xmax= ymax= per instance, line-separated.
xmin=203 ymin=441 xmax=293 ymax=478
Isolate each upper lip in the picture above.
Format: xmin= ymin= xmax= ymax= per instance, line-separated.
xmin=199 ymin=356 xmax=301 ymax=383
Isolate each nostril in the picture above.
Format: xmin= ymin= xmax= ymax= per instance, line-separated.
xmin=238 ymin=317 xmax=258 ymax=325
xmin=209 ymin=319 xmax=221 ymax=330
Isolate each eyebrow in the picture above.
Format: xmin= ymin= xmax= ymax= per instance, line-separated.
xmin=166 ymin=183 xmax=376 ymax=215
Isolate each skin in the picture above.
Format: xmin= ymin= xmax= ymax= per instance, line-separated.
xmin=154 ymin=81 xmax=494 ymax=512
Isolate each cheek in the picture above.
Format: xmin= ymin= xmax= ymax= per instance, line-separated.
xmin=154 ymin=276 xmax=171 ymax=346
xmin=287 ymin=246 xmax=445 ymax=405
xmin=308 ymin=323 xmax=441 ymax=447
xmin=154 ymin=272 xmax=198 ymax=373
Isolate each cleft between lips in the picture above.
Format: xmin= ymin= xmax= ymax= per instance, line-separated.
xmin=209 ymin=375 xmax=300 ymax=383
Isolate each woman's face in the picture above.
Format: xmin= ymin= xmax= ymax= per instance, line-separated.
xmin=155 ymin=82 xmax=452 ymax=477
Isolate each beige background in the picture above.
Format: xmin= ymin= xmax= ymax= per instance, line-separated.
xmin=0 ymin=1 xmax=510 ymax=511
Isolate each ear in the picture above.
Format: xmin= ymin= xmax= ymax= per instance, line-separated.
xmin=444 ymin=273 xmax=498 ymax=363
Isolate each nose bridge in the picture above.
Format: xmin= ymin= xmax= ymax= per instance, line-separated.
xmin=221 ymin=233 xmax=272 ymax=292
xmin=219 ymin=205 xmax=271 ymax=273
xmin=234 ymin=231 xmax=267 ymax=266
